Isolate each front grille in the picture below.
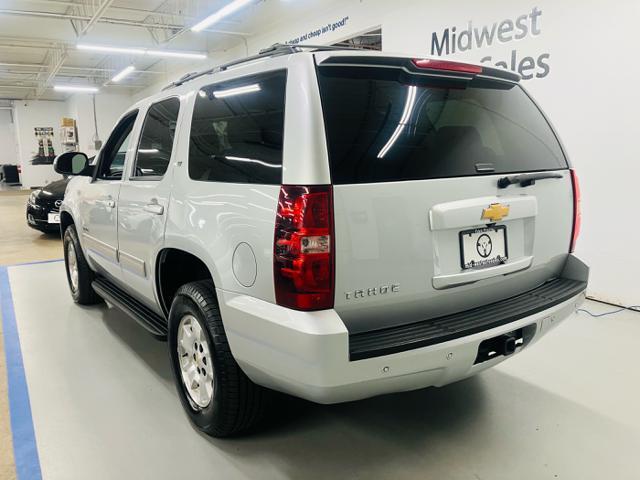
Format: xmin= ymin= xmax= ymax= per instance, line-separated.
xmin=36 ymin=197 xmax=61 ymax=212
xmin=349 ymin=277 xmax=586 ymax=361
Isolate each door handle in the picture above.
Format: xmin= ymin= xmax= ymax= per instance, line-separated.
xmin=143 ymin=200 xmax=164 ymax=215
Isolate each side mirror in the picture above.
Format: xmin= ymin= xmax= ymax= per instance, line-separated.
xmin=53 ymin=152 xmax=90 ymax=176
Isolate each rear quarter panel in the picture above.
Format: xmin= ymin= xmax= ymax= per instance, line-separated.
xmin=163 ymin=53 xmax=327 ymax=303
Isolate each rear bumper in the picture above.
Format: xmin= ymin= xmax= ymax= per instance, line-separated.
xmin=219 ymin=255 xmax=588 ymax=404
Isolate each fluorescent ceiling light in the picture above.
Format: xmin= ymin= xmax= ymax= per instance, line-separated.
xmin=146 ymin=49 xmax=207 ymax=59
xmin=111 ymin=65 xmax=135 ymax=83
xmin=54 ymin=85 xmax=99 ymax=93
xmin=138 ymin=148 xmax=159 ymax=154
xmin=191 ymin=0 xmax=253 ymax=32
xmin=77 ymin=44 xmax=145 ymax=55
xmin=213 ymin=83 xmax=260 ymax=98
xmin=377 ymin=85 xmax=417 ymax=159
xmin=77 ymin=44 xmax=207 ymax=59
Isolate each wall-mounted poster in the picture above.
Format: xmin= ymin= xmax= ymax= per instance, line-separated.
xmin=32 ymin=127 xmax=56 ymax=165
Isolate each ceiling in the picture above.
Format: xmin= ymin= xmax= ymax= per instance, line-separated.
xmin=0 ymin=0 xmax=308 ymax=101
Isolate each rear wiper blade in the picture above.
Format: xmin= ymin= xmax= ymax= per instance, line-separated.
xmin=497 ymin=172 xmax=563 ymax=189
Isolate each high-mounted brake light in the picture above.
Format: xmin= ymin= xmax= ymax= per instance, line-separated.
xmin=412 ymin=58 xmax=483 ymax=74
xmin=274 ymin=185 xmax=334 ymax=310
xmin=570 ymin=169 xmax=581 ymax=253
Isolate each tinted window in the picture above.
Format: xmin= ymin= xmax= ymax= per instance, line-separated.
xmin=96 ymin=111 xmax=137 ymax=180
xmin=188 ymin=70 xmax=286 ymax=184
xmin=317 ymin=66 xmax=567 ymax=184
xmin=133 ymin=97 xmax=180 ymax=178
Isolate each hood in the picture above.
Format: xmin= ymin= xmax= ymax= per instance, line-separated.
xmin=38 ymin=178 xmax=70 ymax=199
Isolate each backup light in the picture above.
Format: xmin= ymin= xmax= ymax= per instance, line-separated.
xmin=191 ymin=0 xmax=253 ymax=32
xmin=274 ymin=185 xmax=334 ymax=311
xmin=412 ymin=58 xmax=483 ymax=74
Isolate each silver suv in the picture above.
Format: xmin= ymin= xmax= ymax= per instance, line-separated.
xmin=55 ymin=45 xmax=588 ymax=437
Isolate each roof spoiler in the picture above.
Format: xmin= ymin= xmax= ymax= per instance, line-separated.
xmin=318 ymin=55 xmax=521 ymax=83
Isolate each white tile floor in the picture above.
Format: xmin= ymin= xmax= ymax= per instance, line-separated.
xmin=6 ymin=261 xmax=640 ymax=479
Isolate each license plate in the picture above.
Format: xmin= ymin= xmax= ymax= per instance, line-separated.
xmin=48 ymin=213 xmax=60 ymax=224
xmin=459 ymin=226 xmax=508 ymax=270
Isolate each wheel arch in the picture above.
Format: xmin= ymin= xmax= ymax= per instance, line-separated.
xmin=60 ymin=210 xmax=74 ymax=233
xmin=155 ymin=247 xmax=217 ymax=317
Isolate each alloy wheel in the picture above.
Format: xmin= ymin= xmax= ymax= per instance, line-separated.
xmin=177 ymin=314 xmax=214 ymax=409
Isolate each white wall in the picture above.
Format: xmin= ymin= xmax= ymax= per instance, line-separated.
xmin=66 ymin=92 xmax=133 ymax=157
xmin=11 ymin=92 xmax=133 ymax=188
xmin=0 ymin=109 xmax=19 ymax=165
xmin=123 ymin=0 xmax=640 ymax=305
xmin=13 ymin=100 xmax=67 ymax=188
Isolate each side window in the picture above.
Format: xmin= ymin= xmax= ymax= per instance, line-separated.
xmin=96 ymin=111 xmax=138 ymax=180
xmin=132 ymin=97 xmax=181 ymax=178
xmin=188 ymin=70 xmax=286 ymax=185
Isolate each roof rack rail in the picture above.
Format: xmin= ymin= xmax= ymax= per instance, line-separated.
xmin=161 ymin=43 xmax=365 ymax=91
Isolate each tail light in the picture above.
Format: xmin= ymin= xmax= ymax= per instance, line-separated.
xmin=274 ymin=185 xmax=334 ymax=310
xmin=570 ymin=169 xmax=581 ymax=253
xmin=412 ymin=58 xmax=483 ymax=74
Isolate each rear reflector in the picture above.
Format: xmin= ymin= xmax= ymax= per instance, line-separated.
xmin=274 ymin=185 xmax=334 ymax=310
xmin=570 ymin=169 xmax=581 ymax=253
xmin=412 ymin=58 xmax=483 ymax=74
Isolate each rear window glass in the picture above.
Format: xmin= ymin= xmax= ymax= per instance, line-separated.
xmin=188 ymin=70 xmax=286 ymax=185
xmin=317 ymin=66 xmax=567 ymax=184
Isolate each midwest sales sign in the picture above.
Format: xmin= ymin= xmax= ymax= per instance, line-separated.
xmin=430 ymin=7 xmax=550 ymax=80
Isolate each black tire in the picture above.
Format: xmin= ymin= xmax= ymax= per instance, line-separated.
xmin=168 ymin=280 xmax=266 ymax=437
xmin=63 ymin=224 xmax=100 ymax=305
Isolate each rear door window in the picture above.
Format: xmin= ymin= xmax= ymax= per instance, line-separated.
xmin=317 ymin=65 xmax=567 ymax=184
xmin=188 ymin=70 xmax=287 ymax=185
xmin=132 ymin=97 xmax=180 ymax=179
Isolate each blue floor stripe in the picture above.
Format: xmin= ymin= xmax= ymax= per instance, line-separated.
xmin=3 ymin=258 xmax=63 ymax=268
xmin=0 ymin=266 xmax=42 ymax=480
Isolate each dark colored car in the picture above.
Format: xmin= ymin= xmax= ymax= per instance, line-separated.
xmin=26 ymin=177 xmax=69 ymax=233
xmin=26 ymin=156 xmax=94 ymax=234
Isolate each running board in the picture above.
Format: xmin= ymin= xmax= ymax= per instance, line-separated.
xmin=92 ymin=277 xmax=168 ymax=338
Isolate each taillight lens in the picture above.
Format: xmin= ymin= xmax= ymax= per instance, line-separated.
xmin=274 ymin=185 xmax=334 ymax=310
xmin=412 ymin=58 xmax=483 ymax=74
xmin=570 ymin=169 xmax=581 ymax=253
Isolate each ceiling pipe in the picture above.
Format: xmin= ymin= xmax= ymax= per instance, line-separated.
xmin=79 ymin=0 xmax=116 ymax=37
xmin=0 ymin=62 xmax=163 ymax=74
xmin=17 ymin=0 xmax=243 ymax=24
xmin=0 ymin=8 xmax=250 ymax=35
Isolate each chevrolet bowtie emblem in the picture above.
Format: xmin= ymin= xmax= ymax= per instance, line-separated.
xmin=481 ymin=203 xmax=510 ymax=222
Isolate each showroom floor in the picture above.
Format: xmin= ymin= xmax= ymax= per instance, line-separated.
xmin=0 ymin=191 xmax=62 ymax=266
xmin=0 ymin=190 xmax=64 ymax=480
xmin=1 ymin=195 xmax=640 ymax=479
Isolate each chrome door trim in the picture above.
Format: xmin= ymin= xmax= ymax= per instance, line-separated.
xmin=119 ymin=250 xmax=147 ymax=278
xmin=83 ymin=233 xmax=118 ymax=264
